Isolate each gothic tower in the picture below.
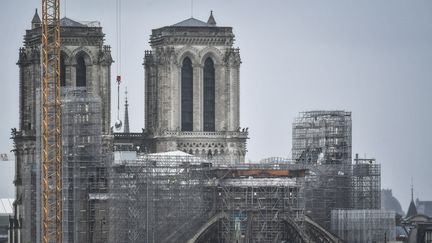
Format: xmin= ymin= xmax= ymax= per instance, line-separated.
xmin=144 ymin=12 xmax=248 ymax=163
xmin=10 ymin=10 xmax=112 ymax=243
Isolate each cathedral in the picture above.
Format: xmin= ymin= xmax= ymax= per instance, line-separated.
xmin=118 ymin=12 xmax=248 ymax=163
xmin=10 ymin=9 xmax=248 ymax=243
xmin=11 ymin=9 xmax=113 ymax=243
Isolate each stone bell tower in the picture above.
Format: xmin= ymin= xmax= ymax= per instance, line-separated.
xmin=10 ymin=10 xmax=112 ymax=243
xmin=144 ymin=12 xmax=248 ymax=163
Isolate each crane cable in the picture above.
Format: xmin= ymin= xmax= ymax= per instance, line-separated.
xmin=115 ymin=0 xmax=123 ymax=130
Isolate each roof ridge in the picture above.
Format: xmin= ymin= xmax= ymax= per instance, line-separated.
xmin=171 ymin=17 xmax=212 ymax=27
xmin=60 ymin=17 xmax=87 ymax=27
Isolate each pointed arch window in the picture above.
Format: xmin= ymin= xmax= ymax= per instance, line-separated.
xmin=60 ymin=54 xmax=66 ymax=86
xmin=181 ymin=57 xmax=193 ymax=131
xmin=203 ymin=57 xmax=215 ymax=131
xmin=76 ymin=55 xmax=86 ymax=87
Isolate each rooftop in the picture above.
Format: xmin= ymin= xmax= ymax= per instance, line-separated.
xmin=61 ymin=17 xmax=86 ymax=27
xmin=171 ymin=11 xmax=217 ymax=27
xmin=0 ymin=199 xmax=13 ymax=215
xmin=60 ymin=17 xmax=101 ymax=27
xmin=149 ymin=11 xmax=234 ymax=47
xmin=31 ymin=9 xmax=41 ymax=23
xmin=407 ymin=199 xmax=418 ymax=218
xmin=172 ymin=18 xmax=213 ymax=27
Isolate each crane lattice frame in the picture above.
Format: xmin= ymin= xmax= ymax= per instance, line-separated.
xmin=41 ymin=0 xmax=62 ymax=242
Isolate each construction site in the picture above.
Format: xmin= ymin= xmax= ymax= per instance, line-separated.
xmin=61 ymin=88 xmax=109 ymax=243
xmin=7 ymin=0 xmax=392 ymax=242
xmin=104 ymin=145 xmax=383 ymax=243
xmin=291 ymin=111 xmax=383 ymax=235
xmin=108 ymin=151 xmax=317 ymax=243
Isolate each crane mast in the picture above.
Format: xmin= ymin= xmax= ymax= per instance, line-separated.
xmin=41 ymin=0 xmax=62 ymax=242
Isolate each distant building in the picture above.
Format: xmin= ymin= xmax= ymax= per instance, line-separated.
xmin=397 ymin=189 xmax=432 ymax=242
xmin=0 ymin=199 xmax=13 ymax=243
xmin=0 ymin=154 xmax=8 ymax=161
xmin=382 ymin=189 xmax=405 ymax=215
xmin=416 ymin=199 xmax=432 ymax=218
xmin=403 ymin=215 xmax=432 ymax=243
xmin=407 ymin=198 xmax=418 ymax=218
xmin=406 ymin=185 xmax=419 ymax=219
xmin=400 ymin=213 xmax=432 ymax=242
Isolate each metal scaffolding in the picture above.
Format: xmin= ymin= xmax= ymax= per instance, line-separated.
xmin=331 ymin=209 xmax=396 ymax=243
xmin=292 ymin=111 xmax=352 ymax=165
xmin=107 ymin=147 xmax=380 ymax=242
xmin=303 ymin=164 xmax=353 ymax=230
xmin=216 ymin=177 xmax=304 ymax=242
xmin=291 ymin=110 xmax=381 ymax=233
xmin=108 ymin=153 xmax=308 ymax=243
xmin=303 ymin=161 xmax=381 ymax=231
xmin=351 ymin=155 xmax=381 ymax=210
xmin=61 ymin=88 xmax=107 ymax=243
xmin=108 ymin=154 xmax=215 ymax=243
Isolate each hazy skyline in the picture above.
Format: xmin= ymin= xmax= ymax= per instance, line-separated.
xmin=0 ymin=0 xmax=431 ymax=211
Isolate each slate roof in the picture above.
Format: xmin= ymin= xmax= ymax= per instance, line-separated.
xmin=381 ymin=189 xmax=404 ymax=215
xmin=407 ymin=199 xmax=418 ymax=218
xmin=172 ymin=17 xmax=213 ymax=27
xmin=207 ymin=11 xmax=216 ymax=26
xmin=32 ymin=9 xmax=41 ymax=23
xmin=416 ymin=200 xmax=432 ymax=217
xmin=60 ymin=17 xmax=86 ymax=27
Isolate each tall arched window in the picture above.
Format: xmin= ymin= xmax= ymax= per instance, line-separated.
xmin=76 ymin=55 xmax=86 ymax=87
xmin=60 ymin=54 xmax=66 ymax=86
xmin=203 ymin=57 xmax=215 ymax=131
xmin=181 ymin=57 xmax=193 ymax=131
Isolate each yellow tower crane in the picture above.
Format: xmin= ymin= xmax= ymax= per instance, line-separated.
xmin=41 ymin=0 xmax=62 ymax=242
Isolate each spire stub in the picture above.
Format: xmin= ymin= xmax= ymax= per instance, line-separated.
xmin=207 ymin=10 xmax=217 ymax=26
xmin=31 ymin=9 xmax=41 ymax=29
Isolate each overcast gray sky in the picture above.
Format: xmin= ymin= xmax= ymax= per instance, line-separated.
xmin=0 ymin=0 xmax=431 ymax=211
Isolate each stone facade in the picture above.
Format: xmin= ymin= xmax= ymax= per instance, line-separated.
xmin=10 ymin=12 xmax=112 ymax=243
xmin=10 ymin=11 xmax=248 ymax=243
xmin=142 ymin=14 xmax=248 ymax=163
